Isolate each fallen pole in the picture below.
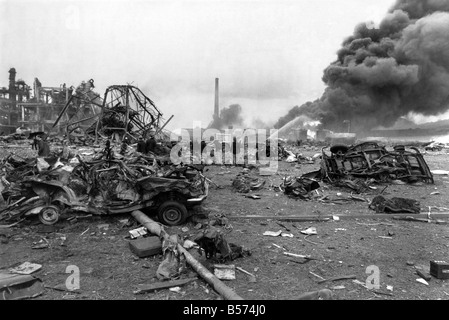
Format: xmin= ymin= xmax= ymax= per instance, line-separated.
xmin=318 ymin=275 xmax=357 ymax=284
xmin=131 ymin=210 xmax=244 ymax=300
xmin=228 ymin=212 xmax=449 ymax=221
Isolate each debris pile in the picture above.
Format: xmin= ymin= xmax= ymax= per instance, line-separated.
xmin=369 ymin=195 xmax=421 ymax=214
xmin=0 ymin=132 xmax=30 ymax=144
xmin=100 ymin=105 xmax=139 ymax=135
xmin=193 ymin=226 xmax=250 ymax=262
xmin=232 ymin=169 xmax=265 ymax=193
xmin=281 ymin=176 xmax=320 ymax=200
xmin=321 ymin=142 xmax=434 ymax=185
xmin=0 ymin=144 xmax=208 ymax=226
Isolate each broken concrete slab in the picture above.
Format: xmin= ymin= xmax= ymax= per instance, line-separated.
xmin=9 ymin=262 xmax=42 ymax=275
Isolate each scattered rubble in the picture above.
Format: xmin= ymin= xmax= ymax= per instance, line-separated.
xmin=193 ymin=226 xmax=250 ymax=261
xmin=131 ymin=211 xmax=244 ymax=300
xmin=0 ymin=272 xmax=44 ymax=300
xmin=369 ymin=196 xmax=421 ymax=214
xmin=0 ymin=149 xmax=208 ymax=226
xmin=416 ymin=278 xmax=429 ymax=286
xmin=297 ymin=289 xmax=333 ymax=300
xmin=0 ymin=114 xmax=447 ymax=301
xmin=232 ymin=169 xmax=265 ymax=193
xmin=134 ymin=277 xmax=198 ymax=295
xmin=281 ymin=176 xmax=320 ymax=200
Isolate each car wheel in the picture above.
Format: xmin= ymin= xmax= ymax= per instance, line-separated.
xmin=38 ymin=205 xmax=60 ymax=225
xmin=157 ymin=201 xmax=188 ymax=226
xmin=330 ymin=144 xmax=349 ymax=155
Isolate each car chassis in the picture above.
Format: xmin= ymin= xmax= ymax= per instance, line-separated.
xmin=320 ymin=142 xmax=434 ymax=184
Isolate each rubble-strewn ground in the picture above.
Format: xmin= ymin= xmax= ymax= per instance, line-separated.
xmin=1 ymin=144 xmax=449 ymax=300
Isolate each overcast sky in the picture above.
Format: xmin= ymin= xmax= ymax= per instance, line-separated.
xmin=0 ymin=0 xmax=395 ymax=130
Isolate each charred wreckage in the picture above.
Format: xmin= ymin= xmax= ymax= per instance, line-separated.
xmin=0 ymin=78 xmax=211 ymax=228
xmin=272 ymin=141 xmax=434 ymax=215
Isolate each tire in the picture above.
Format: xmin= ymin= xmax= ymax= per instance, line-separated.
xmin=38 ymin=205 xmax=60 ymax=225
xmin=330 ymin=144 xmax=349 ymax=155
xmin=157 ymin=201 xmax=188 ymax=226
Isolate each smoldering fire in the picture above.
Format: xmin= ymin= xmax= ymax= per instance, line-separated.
xmin=275 ymin=0 xmax=449 ymax=133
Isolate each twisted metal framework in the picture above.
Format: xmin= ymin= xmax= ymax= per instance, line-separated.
xmin=95 ymin=85 xmax=163 ymax=140
xmin=52 ymin=79 xmax=102 ymax=136
xmin=54 ymin=83 xmax=168 ymax=142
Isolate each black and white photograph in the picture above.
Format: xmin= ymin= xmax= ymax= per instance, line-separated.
xmin=0 ymin=0 xmax=449 ymax=305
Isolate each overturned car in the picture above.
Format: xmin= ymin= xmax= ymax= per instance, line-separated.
xmin=321 ymin=142 xmax=434 ymax=185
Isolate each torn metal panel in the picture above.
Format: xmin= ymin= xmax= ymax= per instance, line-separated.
xmin=0 ymin=273 xmax=44 ymax=300
xmin=25 ymin=178 xmax=79 ymax=206
xmin=136 ymin=176 xmax=205 ymax=199
xmin=282 ymin=176 xmax=320 ymax=199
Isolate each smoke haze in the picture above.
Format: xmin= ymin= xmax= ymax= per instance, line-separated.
xmin=209 ymin=104 xmax=245 ymax=130
xmin=1 ymin=0 xmax=395 ymax=132
xmin=276 ymin=0 xmax=449 ymax=133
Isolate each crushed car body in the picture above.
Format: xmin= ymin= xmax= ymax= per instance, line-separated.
xmin=320 ymin=142 xmax=434 ymax=185
xmin=0 ymin=153 xmax=209 ymax=227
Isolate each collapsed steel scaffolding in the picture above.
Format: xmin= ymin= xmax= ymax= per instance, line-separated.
xmin=52 ymin=79 xmax=102 ymax=137
xmin=95 ymin=85 xmax=163 ymax=140
xmin=54 ymin=83 xmax=172 ymax=142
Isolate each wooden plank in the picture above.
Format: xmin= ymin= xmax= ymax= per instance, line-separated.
xmin=135 ymin=277 xmax=198 ymax=294
xmin=318 ymin=275 xmax=357 ymax=284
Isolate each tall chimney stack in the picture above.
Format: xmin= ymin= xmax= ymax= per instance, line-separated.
xmin=8 ymin=68 xmax=17 ymax=103
xmin=214 ymin=78 xmax=219 ymax=119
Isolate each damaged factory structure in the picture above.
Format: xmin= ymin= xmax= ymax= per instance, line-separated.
xmin=0 ymin=68 xmax=206 ymax=226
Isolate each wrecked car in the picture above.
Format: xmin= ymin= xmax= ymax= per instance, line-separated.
xmin=68 ymin=161 xmax=209 ymax=226
xmin=1 ymin=156 xmax=208 ymax=227
xmin=424 ymin=142 xmax=445 ymax=152
xmin=321 ymin=142 xmax=434 ymax=184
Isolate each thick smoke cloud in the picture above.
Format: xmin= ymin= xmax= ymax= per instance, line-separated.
xmin=276 ymin=0 xmax=449 ymax=132
xmin=209 ymin=104 xmax=245 ymax=130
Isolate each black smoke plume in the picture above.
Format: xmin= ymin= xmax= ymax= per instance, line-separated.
xmin=276 ymin=0 xmax=449 ymax=132
xmin=209 ymin=104 xmax=245 ymax=129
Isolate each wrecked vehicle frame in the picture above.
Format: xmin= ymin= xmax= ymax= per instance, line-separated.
xmin=2 ymin=161 xmax=209 ymax=227
xmin=68 ymin=161 xmax=209 ymax=226
xmin=320 ymin=142 xmax=434 ymax=184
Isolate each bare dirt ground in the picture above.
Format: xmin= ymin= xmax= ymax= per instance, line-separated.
xmin=1 ymin=144 xmax=449 ymax=301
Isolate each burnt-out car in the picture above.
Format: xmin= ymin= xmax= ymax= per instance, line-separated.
xmin=321 ymin=142 xmax=434 ymax=184
xmin=424 ymin=142 xmax=445 ymax=152
xmin=15 ymin=163 xmax=208 ymax=227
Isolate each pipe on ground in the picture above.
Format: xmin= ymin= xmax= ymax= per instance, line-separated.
xmin=131 ymin=210 xmax=244 ymax=300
